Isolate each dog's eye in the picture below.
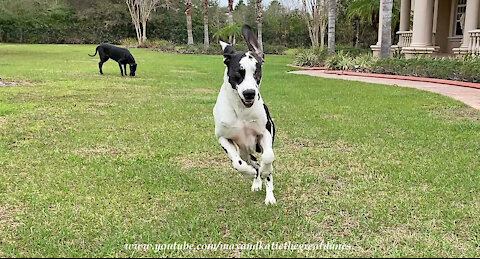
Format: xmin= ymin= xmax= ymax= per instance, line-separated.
xmin=238 ymin=69 xmax=245 ymax=78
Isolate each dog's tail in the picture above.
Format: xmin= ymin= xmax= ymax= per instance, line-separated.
xmin=88 ymin=46 xmax=98 ymax=57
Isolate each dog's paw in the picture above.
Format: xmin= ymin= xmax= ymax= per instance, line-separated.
xmin=251 ymin=178 xmax=262 ymax=192
xmin=265 ymin=193 xmax=277 ymax=205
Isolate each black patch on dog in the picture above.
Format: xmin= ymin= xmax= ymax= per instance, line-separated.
xmin=255 ymin=143 xmax=262 ymax=153
xmin=238 ymin=160 xmax=242 ymax=165
xmin=250 ymin=154 xmax=257 ymax=162
xmin=223 ymin=46 xmax=262 ymax=90
xmin=267 ymin=176 xmax=271 ymax=182
xmin=222 ymin=146 xmax=228 ymax=154
xmin=254 ymin=62 xmax=262 ymax=86
xmin=224 ymin=51 xmax=247 ymax=90
xmin=263 ymin=104 xmax=275 ymax=144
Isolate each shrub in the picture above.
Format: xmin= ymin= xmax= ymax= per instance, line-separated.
xmin=263 ymin=45 xmax=288 ymax=55
xmin=120 ymin=38 xmax=138 ymax=48
xmin=325 ymin=51 xmax=358 ymax=70
xmin=327 ymin=54 xmax=480 ymax=83
xmin=336 ymin=45 xmax=370 ymax=56
xmin=351 ymin=53 xmax=377 ymax=72
xmin=293 ymin=47 xmax=328 ymax=67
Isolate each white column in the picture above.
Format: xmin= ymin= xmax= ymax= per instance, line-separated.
xmin=400 ymin=0 xmax=411 ymax=31
xmin=371 ymin=0 xmax=384 ymax=56
xmin=460 ymin=0 xmax=480 ymax=49
xmin=410 ymin=0 xmax=434 ymax=47
xmin=377 ymin=0 xmax=384 ymax=45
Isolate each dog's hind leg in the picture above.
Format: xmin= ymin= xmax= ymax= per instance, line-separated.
xmin=99 ymin=62 xmax=105 ymax=75
xmin=98 ymin=54 xmax=108 ymax=75
xmin=218 ymin=137 xmax=257 ymax=179
xmin=259 ymin=130 xmax=276 ymax=205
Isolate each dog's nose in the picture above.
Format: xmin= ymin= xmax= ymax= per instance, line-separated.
xmin=243 ymin=89 xmax=256 ymax=100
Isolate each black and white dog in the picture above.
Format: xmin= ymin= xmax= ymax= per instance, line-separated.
xmin=213 ymin=25 xmax=276 ymax=205
xmin=89 ymin=43 xmax=137 ymax=77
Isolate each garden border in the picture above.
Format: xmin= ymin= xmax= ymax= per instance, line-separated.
xmin=288 ymin=65 xmax=480 ymax=90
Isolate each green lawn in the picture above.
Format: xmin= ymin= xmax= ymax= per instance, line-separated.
xmin=1 ymin=44 xmax=480 ymax=257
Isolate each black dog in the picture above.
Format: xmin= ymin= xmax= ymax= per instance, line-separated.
xmin=89 ymin=43 xmax=137 ymax=76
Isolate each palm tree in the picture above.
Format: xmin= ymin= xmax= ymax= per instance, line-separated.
xmin=256 ymin=0 xmax=263 ymax=51
xmin=380 ymin=0 xmax=393 ymax=58
xmin=346 ymin=0 xmax=380 ymax=29
xmin=185 ymin=0 xmax=194 ymax=45
xmin=327 ymin=0 xmax=336 ymax=54
xmin=204 ymin=0 xmax=209 ymax=47
xmin=228 ymin=0 xmax=234 ymax=24
xmin=228 ymin=0 xmax=234 ymax=42
xmin=346 ymin=0 xmax=400 ymax=48
xmin=213 ymin=23 xmax=242 ymax=44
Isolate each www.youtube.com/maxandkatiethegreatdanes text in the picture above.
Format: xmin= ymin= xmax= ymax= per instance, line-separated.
xmin=124 ymin=241 xmax=353 ymax=252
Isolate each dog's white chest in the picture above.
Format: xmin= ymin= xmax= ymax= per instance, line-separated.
xmin=214 ymin=99 xmax=266 ymax=153
xmin=222 ymin=118 xmax=262 ymax=149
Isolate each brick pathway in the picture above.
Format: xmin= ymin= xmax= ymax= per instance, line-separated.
xmin=291 ymin=70 xmax=480 ymax=109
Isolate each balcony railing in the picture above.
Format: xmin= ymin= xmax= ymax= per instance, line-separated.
xmin=396 ymin=30 xmax=413 ymax=48
xmin=468 ymin=29 xmax=480 ymax=55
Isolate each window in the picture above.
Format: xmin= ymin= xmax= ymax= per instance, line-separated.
xmin=454 ymin=0 xmax=467 ymax=36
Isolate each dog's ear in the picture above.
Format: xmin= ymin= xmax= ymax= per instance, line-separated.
xmin=242 ymin=25 xmax=264 ymax=64
xmin=220 ymin=41 xmax=235 ymax=64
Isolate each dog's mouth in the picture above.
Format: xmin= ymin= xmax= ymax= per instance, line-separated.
xmin=241 ymin=98 xmax=255 ymax=108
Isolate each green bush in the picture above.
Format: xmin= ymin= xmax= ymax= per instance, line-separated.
xmin=293 ymin=47 xmax=328 ymax=67
xmin=319 ymin=53 xmax=480 ymax=83
xmin=324 ymin=51 xmax=373 ymax=71
xmin=336 ymin=45 xmax=370 ymax=56
xmin=120 ymin=38 xmax=138 ymax=48
xmin=147 ymin=39 xmax=176 ymax=52
xmin=263 ymin=45 xmax=288 ymax=55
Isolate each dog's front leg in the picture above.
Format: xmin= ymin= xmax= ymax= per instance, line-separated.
xmin=259 ymin=130 xmax=276 ymax=205
xmin=240 ymin=150 xmax=262 ymax=192
xmin=118 ymin=63 xmax=124 ymax=76
xmin=218 ymin=137 xmax=257 ymax=179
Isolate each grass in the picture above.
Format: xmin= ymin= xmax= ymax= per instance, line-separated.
xmin=0 ymin=44 xmax=480 ymax=257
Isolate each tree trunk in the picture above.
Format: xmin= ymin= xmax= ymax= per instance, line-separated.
xmin=355 ymin=20 xmax=359 ymax=48
xmin=126 ymin=0 xmax=160 ymax=46
xmin=320 ymin=18 xmax=327 ymax=48
xmin=327 ymin=0 xmax=336 ymax=54
xmin=256 ymin=0 xmax=263 ymax=51
xmin=204 ymin=0 xmax=209 ymax=47
xmin=228 ymin=0 xmax=234 ymax=42
xmin=126 ymin=0 xmax=142 ymax=45
xmin=228 ymin=0 xmax=234 ymax=24
xmin=142 ymin=20 xmax=147 ymax=45
xmin=380 ymin=0 xmax=393 ymax=58
xmin=185 ymin=0 xmax=194 ymax=45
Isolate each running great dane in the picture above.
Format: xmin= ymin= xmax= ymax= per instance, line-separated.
xmin=213 ymin=25 xmax=276 ymax=205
